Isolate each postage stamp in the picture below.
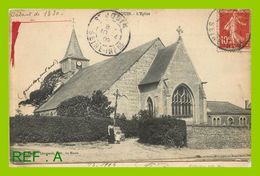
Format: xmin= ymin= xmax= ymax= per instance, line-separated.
xmin=207 ymin=9 xmax=250 ymax=51
xmin=87 ymin=10 xmax=131 ymax=56
xmin=9 ymin=9 xmax=251 ymax=167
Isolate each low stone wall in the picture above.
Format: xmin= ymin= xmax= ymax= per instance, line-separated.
xmin=187 ymin=125 xmax=250 ymax=149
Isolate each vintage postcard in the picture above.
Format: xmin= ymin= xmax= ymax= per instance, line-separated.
xmin=9 ymin=9 xmax=251 ymax=167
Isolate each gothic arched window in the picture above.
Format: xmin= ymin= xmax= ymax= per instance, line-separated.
xmin=147 ymin=97 xmax=153 ymax=116
xmin=172 ymin=85 xmax=193 ymax=117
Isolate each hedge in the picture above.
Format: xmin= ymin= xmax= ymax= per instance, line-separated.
xmin=115 ymin=118 xmax=138 ymax=138
xmin=138 ymin=118 xmax=187 ymax=147
xmin=10 ymin=116 xmax=112 ymax=143
xmin=10 ymin=116 xmax=138 ymax=144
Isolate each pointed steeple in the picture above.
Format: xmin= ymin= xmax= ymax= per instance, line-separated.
xmin=60 ymin=27 xmax=90 ymax=74
xmin=61 ymin=28 xmax=88 ymax=62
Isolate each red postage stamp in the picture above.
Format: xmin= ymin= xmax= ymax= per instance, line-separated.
xmin=218 ymin=9 xmax=250 ymax=50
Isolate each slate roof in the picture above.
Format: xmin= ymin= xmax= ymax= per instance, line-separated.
xmin=207 ymin=101 xmax=251 ymax=115
xmin=139 ymin=42 xmax=178 ymax=85
xmin=60 ymin=28 xmax=88 ymax=62
xmin=35 ymin=38 xmax=161 ymax=112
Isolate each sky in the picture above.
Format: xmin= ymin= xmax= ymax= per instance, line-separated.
xmin=9 ymin=9 xmax=251 ymax=116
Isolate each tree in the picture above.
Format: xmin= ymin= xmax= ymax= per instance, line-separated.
xmin=19 ymin=69 xmax=63 ymax=107
xmin=90 ymin=90 xmax=114 ymax=117
xmin=15 ymin=108 xmax=23 ymax=117
xmin=56 ymin=96 xmax=91 ymax=117
xmin=56 ymin=90 xmax=114 ymax=118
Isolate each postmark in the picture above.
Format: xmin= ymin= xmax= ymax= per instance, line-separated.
xmin=87 ymin=10 xmax=131 ymax=56
xmin=207 ymin=9 xmax=250 ymax=51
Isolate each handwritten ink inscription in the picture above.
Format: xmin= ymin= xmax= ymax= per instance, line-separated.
xmin=10 ymin=10 xmax=64 ymax=18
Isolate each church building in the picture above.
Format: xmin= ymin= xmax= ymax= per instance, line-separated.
xmin=34 ymin=28 xmax=250 ymax=126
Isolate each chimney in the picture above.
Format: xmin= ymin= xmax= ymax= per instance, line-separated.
xmin=245 ymin=100 xmax=250 ymax=110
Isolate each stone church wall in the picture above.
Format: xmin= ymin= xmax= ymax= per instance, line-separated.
xmin=138 ymin=41 xmax=208 ymax=123
xmin=161 ymin=42 xmax=207 ymax=124
xmin=139 ymin=82 xmax=162 ymax=116
xmin=61 ymin=59 xmax=71 ymax=73
xmin=70 ymin=59 xmax=89 ymax=71
xmin=105 ymin=40 xmax=164 ymax=118
xmin=187 ymin=125 xmax=250 ymax=149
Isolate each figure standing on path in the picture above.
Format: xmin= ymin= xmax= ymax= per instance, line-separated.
xmin=108 ymin=124 xmax=115 ymax=144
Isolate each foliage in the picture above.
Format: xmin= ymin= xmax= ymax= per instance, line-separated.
xmin=15 ymin=108 xmax=23 ymax=116
xmin=10 ymin=115 xmax=140 ymax=143
xmin=89 ymin=90 xmax=115 ymax=117
xmin=132 ymin=110 xmax=153 ymax=121
xmin=10 ymin=116 xmax=112 ymax=143
xmin=138 ymin=118 xmax=187 ymax=148
xmin=40 ymin=68 xmax=63 ymax=90
xmin=56 ymin=96 xmax=91 ymax=117
xmin=56 ymin=90 xmax=114 ymax=118
xmin=115 ymin=118 xmax=138 ymax=137
xmin=19 ymin=69 xmax=63 ymax=107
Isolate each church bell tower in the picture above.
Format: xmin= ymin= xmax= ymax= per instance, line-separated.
xmin=60 ymin=28 xmax=89 ymax=74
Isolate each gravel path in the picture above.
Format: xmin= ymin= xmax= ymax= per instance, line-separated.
xmin=10 ymin=138 xmax=250 ymax=165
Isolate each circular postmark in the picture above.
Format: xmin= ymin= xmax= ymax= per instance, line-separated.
xmin=206 ymin=9 xmax=250 ymax=51
xmin=87 ymin=10 xmax=131 ymax=56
